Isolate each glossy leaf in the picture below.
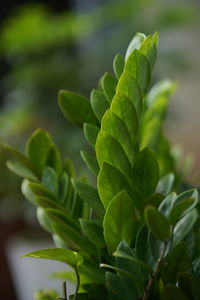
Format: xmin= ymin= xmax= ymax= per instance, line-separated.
xmin=101 ymin=109 xmax=134 ymax=164
xmin=21 ymin=248 xmax=83 ymax=267
xmin=90 ymin=89 xmax=109 ymax=122
xmin=125 ymin=49 xmax=151 ymax=92
xmin=116 ymin=72 xmax=142 ymax=118
xmin=113 ymin=54 xmax=124 ymax=79
xmin=169 ymin=197 xmax=199 ymax=226
xmin=83 ymin=123 xmax=99 ymax=148
xmin=159 ymin=192 xmax=177 ymax=218
xmin=144 ymin=206 xmax=171 ymax=241
xmin=156 ymin=173 xmax=175 ymax=196
xmin=58 ymin=90 xmax=97 ymax=127
xmin=80 ymin=219 xmax=105 ymax=247
xmin=72 ymin=179 xmax=105 ymax=216
xmin=101 ymin=72 xmax=117 ymax=103
xmin=173 ymin=209 xmax=198 ymax=247
xmin=132 ymin=147 xmax=159 ymax=211
xmin=98 ymin=162 xmax=131 ymax=209
xmin=110 ymin=92 xmax=139 ymax=146
xmin=95 ymin=131 xmax=132 ymax=183
xmin=125 ymin=32 xmax=146 ymax=61
xmin=80 ymin=151 xmax=99 ymax=176
xmin=103 ymin=190 xmax=136 ymax=253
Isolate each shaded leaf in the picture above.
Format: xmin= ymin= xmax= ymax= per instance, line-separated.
xmin=159 ymin=192 xmax=177 ymax=218
xmin=83 ymin=123 xmax=99 ymax=148
xmin=80 ymin=151 xmax=99 ymax=176
xmin=90 ymin=89 xmax=109 ymax=122
xmin=113 ymin=54 xmax=124 ymax=79
xmin=101 ymin=72 xmax=117 ymax=103
xmin=80 ymin=219 xmax=105 ymax=247
xmin=156 ymin=173 xmax=175 ymax=196
xmin=162 ymin=284 xmax=190 ymax=300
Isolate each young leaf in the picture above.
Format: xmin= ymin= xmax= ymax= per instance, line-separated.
xmin=58 ymin=90 xmax=98 ymax=127
xmin=113 ymin=54 xmax=125 ymax=79
xmin=101 ymin=109 xmax=134 ymax=165
xmin=161 ymin=242 xmax=192 ymax=284
xmin=72 ymin=179 xmax=105 ymax=216
xmin=90 ymin=89 xmax=109 ymax=122
xmin=125 ymin=49 xmax=151 ymax=92
xmin=139 ymin=32 xmax=158 ymax=71
xmin=110 ymin=92 xmax=139 ymax=146
xmin=144 ymin=206 xmax=171 ymax=241
xmin=83 ymin=123 xmax=99 ymax=148
xmin=26 ymin=129 xmax=53 ymax=174
xmin=116 ymin=72 xmax=142 ymax=118
xmin=80 ymin=151 xmax=100 ymax=176
xmin=125 ymin=32 xmax=146 ymax=61
xmin=42 ymin=167 xmax=58 ymax=195
xmin=98 ymin=162 xmax=131 ymax=209
xmin=132 ymin=147 xmax=159 ymax=211
xmin=79 ymin=219 xmax=105 ymax=247
xmin=95 ymin=131 xmax=132 ymax=183
xmin=21 ymin=248 xmax=83 ymax=268
xmin=101 ymin=72 xmax=117 ymax=103
xmin=103 ymin=190 xmax=136 ymax=253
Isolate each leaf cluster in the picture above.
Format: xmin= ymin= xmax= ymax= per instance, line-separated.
xmin=2 ymin=32 xmax=200 ymax=300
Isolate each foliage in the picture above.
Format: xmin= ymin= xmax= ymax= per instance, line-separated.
xmin=2 ymin=32 xmax=200 ymax=299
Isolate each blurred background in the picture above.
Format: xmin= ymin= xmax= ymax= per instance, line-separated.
xmin=0 ymin=0 xmax=199 ymax=299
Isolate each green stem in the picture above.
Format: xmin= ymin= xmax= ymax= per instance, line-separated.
xmin=73 ymin=267 xmax=80 ymax=300
xmin=142 ymin=241 xmax=167 ymax=300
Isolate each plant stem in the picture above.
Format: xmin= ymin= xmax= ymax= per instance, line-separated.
xmin=73 ymin=267 xmax=80 ymax=300
xmin=142 ymin=241 xmax=167 ymax=300
xmin=63 ymin=281 xmax=67 ymax=300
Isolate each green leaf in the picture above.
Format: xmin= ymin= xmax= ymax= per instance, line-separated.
xmin=140 ymin=116 xmax=161 ymax=150
xmin=144 ymin=205 xmax=171 ymax=241
xmin=113 ymin=54 xmax=125 ymax=79
xmin=159 ymin=192 xmax=177 ymax=218
xmin=36 ymin=196 xmax=64 ymax=210
xmin=125 ymin=49 xmax=151 ymax=92
xmin=58 ymin=90 xmax=98 ymax=127
xmin=0 ymin=141 xmax=39 ymax=180
xmin=36 ymin=207 xmax=53 ymax=233
xmin=169 ymin=197 xmax=199 ymax=226
xmin=88 ymin=283 xmax=108 ymax=300
xmin=161 ymin=242 xmax=192 ymax=284
xmin=178 ymin=273 xmax=194 ymax=300
xmin=26 ymin=129 xmax=53 ymax=174
xmin=101 ymin=264 xmax=142 ymax=283
xmin=90 ymin=89 xmax=109 ymax=122
xmin=69 ymin=294 xmax=88 ymax=300
xmin=21 ymin=179 xmax=37 ymax=205
xmin=116 ymin=72 xmax=142 ymax=118
xmin=103 ymin=190 xmax=136 ymax=253
xmin=110 ymin=92 xmax=139 ymax=146
xmin=57 ymin=171 xmax=69 ymax=204
xmin=42 ymin=167 xmax=58 ymax=195
xmin=101 ymin=109 xmax=134 ymax=165
xmin=135 ymin=225 xmax=151 ymax=264
xmin=157 ymin=173 xmax=175 ymax=196
xmin=28 ymin=182 xmax=58 ymax=202
xmin=21 ymin=248 xmax=83 ymax=268
xmin=45 ymin=145 xmax=62 ymax=174
xmin=83 ymin=123 xmax=99 ymax=148
xmin=106 ymin=272 xmax=136 ymax=300
xmin=80 ymin=151 xmax=99 ymax=176
xmin=162 ymin=284 xmax=190 ymax=300
xmin=95 ymin=131 xmax=132 ymax=184
xmin=139 ymin=32 xmax=158 ymax=71
xmin=98 ymin=162 xmax=131 ymax=209
xmin=79 ymin=219 xmax=105 ymax=247
xmin=174 ymin=189 xmax=198 ymax=205
xmin=173 ymin=209 xmax=198 ymax=247
xmin=45 ymin=208 xmax=80 ymax=232
xmin=53 ymin=223 xmax=96 ymax=254
xmin=125 ymin=32 xmax=146 ymax=61
xmin=113 ymin=250 xmax=152 ymax=273
xmin=132 ymin=147 xmax=159 ymax=211
xmin=72 ymin=179 xmax=105 ymax=216
xmin=101 ymin=72 xmax=117 ymax=103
